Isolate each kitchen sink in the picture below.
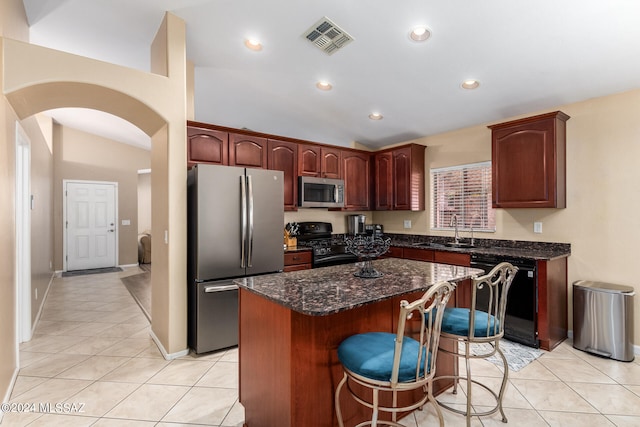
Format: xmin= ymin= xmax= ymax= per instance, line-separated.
xmin=444 ymin=241 xmax=475 ymax=248
xmin=413 ymin=241 xmax=474 ymax=249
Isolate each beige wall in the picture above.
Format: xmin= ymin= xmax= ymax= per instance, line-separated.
xmin=372 ymin=89 xmax=640 ymax=344
xmin=52 ymin=125 xmax=150 ymax=269
xmin=21 ymin=115 xmax=54 ymax=325
xmin=3 ymin=13 xmax=189 ymax=357
xmin=138 ymin=172 xmax=152 ymax=233
xmin=0 ymin=0 xmax=27 ymax=408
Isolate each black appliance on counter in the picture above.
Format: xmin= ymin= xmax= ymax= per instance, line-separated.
xmin=365 ymin=224 xmax=384 ymax=236
xmin=296 ymin=222 xmax=358 ymax=268
xmin=471 ymin=253 xmax=538 ymax=348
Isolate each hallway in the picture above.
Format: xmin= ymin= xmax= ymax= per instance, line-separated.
xmin=4 ymin=267 xmax=243 ymax=426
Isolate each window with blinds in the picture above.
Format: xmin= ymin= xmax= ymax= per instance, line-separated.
xmin=431 ymin=161 xmax=495 ymax=232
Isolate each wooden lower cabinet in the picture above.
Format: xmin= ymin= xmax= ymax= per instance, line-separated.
xmin=536 ymin=257 xmax=568 ymax=351
xmin=239 ymin=289 xmax=455 ymax=427
xmin=402 ymin=247 xmax=434 ymax=262
xmin=283 ymin=251 xmax=312 ymax=272
xmin=380 ymin=245 xmax=403 ymax=259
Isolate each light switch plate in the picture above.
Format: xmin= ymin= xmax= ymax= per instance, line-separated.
xmin=534 ymin=222 xmax=543 ymax=233
xmin=403 ymin=220 xmax=412 ymax=229
xmin=122 ymin=219 xmax=131 ymax=225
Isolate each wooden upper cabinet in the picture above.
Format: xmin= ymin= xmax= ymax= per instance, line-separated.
xmin=374 ymin=152 xmax=393 ymax=210
xmin=298 ymin=144 xmax=321 ymax=177
xmin=342 ymin=150 xmax=371 ymax=211
xmin=489 ymin=111 xmax=569 ymax=208
xmin=298 ymin=144 xmax=342 ymax=178
xmin=321 ymin=147 xmax=342 ymax=179
xmin=187 ymin=126 xmax=228 ymax=167
xmin=229 ymin=133 xmax=268 ymax=169
xmin=373 ymin=144 xmax=425 ymax=211
xmin=268 ymin=139 xmax=298 ymax=211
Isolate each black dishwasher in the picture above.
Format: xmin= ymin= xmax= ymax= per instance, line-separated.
xmin=471 ymin=254 xmax=538 ymax=348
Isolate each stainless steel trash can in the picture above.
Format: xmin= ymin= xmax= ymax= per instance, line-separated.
xmin=573 ymin=280 xmax=635 ymax=362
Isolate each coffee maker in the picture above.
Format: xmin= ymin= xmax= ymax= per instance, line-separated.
xmin=347 ymin=214 xmax=366 ymax=235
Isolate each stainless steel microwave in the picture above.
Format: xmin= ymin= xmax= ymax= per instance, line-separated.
xmin=298 ymin=176 xmax=345 ymax=208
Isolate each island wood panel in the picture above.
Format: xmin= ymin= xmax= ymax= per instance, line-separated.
xmin=239 ymin=289 xmax=292 ymax=427
xmin=536 ymin=258 xmax=568 ymax=351
xmin=239 ymin=288 xmax=456 ymax=427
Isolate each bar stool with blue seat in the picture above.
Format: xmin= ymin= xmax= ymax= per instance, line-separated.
xmin=435 ymin=262 xmax=518 ymax=426
xmin=334 ymin=281 xmax=454 ymax=427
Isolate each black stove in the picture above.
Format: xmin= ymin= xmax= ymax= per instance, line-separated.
xmin=296 ymin=222 xmax=358 ymax=268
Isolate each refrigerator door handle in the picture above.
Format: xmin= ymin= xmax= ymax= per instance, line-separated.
xmin=204 ymin=284 xmax=238 ymax=293
xmin=240 ymin=175 xmax=247 ymax=268
xmin=247 ymin=174 xmax=254 ymax=267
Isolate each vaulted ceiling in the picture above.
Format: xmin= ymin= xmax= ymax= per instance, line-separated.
xmin=23 ymin=0 xmax=640 ymax=150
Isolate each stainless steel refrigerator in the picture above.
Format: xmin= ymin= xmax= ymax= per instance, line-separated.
xmin=187 ymin=164 xmax=284 ymax=353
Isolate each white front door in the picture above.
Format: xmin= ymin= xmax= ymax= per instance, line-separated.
xmin=65 ymin=181 xmax=117 ymax=271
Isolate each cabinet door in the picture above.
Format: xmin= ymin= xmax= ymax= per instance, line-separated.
xmin=229 ymin=133 xmax=268 ymax=168
xmin=268 ymin=139 xmax=298 ymax=211
xmin=402 ymin=248 xmax=434 ymax=262
xmin=374 ymin=152 xmax=393 ymax=210
xmin=321 ymin=147 xmax=342 ymax=179
xmin=298 ymin=144 xmax=321 ymax=177
xmin=393 ymin=147 xmax=412 ymax=210
xmin=392 ymin=145 xmax=425 ymax=211
xmin=490 ymin=111 xmax=568 ymax=208
xmin=187 ymin=127 xmax=228 ymax=166
xmin=342 ymin=151 xmax=371 ymax=210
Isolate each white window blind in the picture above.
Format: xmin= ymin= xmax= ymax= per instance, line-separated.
xmin=431 ymin=162 xmax=495 ymax=232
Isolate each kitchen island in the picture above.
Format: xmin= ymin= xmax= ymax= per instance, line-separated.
xmin=235 ymin=258 xmax=482 ymax=427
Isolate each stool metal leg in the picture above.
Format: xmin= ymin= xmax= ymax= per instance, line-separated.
xmin=335 ymin=373 xmax=348 ymax=427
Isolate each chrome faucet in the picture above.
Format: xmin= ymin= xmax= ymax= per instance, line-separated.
xmin=450 ymin=214 xmax=460 ymax=244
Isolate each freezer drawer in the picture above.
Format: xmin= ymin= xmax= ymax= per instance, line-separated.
xmin=188 ymin=280 xmax=239 ymax=354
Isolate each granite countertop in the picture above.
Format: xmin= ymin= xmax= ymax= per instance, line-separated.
xmin=235 ymin=258 xmax=482 ymax=316
xmin=384 ymin=234 xmax=571 ymax=261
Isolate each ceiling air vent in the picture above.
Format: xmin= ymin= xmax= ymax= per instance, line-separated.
xmin=303 ymin=16 xmax=354 ymax=55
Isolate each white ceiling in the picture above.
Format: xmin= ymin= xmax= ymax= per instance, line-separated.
xmin=23 ymin=0 xmax=640 ymax=150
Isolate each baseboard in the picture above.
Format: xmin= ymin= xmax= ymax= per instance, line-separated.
xmin=30 ymin=273 xmax=55 ymax=338
xmin=119 ymin=263 xmax=139 ymax=269
xmin=149 ymin=329 xmax=189 ymax=360
xmin=1 ymin=367 xmax=20 ymax=424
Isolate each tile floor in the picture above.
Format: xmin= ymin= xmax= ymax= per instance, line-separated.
xmin=3 ymin=266 xmax=640 ymax=426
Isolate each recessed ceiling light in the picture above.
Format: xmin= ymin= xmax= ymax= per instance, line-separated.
xmin=244 ymin=38 xmax=262 ymax=51
xmin=369 ymin=113 xmax=383 ymax=120
xmin=461 ymin=80 xmax=480 ymax=90
xmin=316 ymin=81 xmax=332 ymax=91
xmin=409 ymin=26 xmax=431 ymax=42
